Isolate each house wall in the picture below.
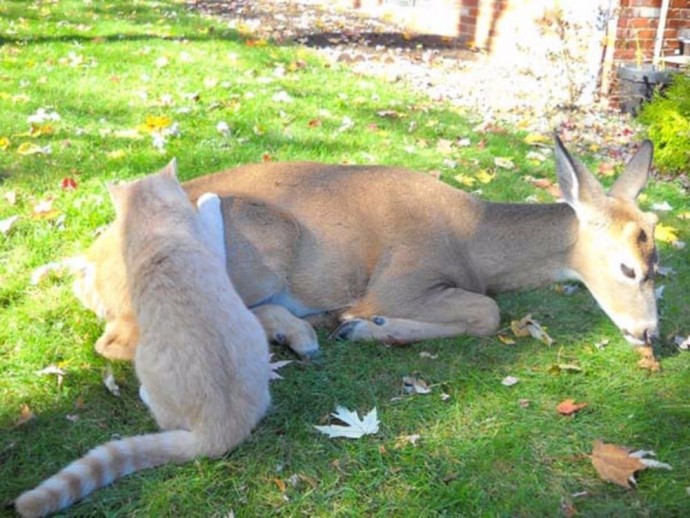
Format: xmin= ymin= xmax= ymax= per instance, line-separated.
xmin=324 ymin=0 xmax=690 ymax=103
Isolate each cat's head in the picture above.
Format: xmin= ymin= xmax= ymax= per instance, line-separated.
xmin=107 ymin=159 xmax=187 ymax=218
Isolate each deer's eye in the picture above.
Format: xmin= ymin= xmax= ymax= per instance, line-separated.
xmin=621 ymin=264 xmax=636 ymax=280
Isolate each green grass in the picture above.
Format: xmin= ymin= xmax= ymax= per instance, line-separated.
xmin=1 ymin=1 xmax=689 ymax=516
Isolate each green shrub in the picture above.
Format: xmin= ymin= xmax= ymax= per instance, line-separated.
xmin=638 ymin=72 xmax=690 ymax=174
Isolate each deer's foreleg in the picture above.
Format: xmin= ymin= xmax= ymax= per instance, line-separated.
xmin=251 ymin=304 xmax=320 ymax=359
xmin=332 ymin=287 xmax=499 ymax=344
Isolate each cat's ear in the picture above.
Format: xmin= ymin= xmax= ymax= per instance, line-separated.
xmin=107 ymin=182 xmax=127 ymax=214
xmin=160 ymin=158 xmax=178 ymax=179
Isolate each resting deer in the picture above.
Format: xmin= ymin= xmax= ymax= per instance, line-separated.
xmin=72 ymin=136 xmax=658 ymax=360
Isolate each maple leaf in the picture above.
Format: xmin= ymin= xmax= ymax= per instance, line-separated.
xmin=314 ymin=406 xmax=379 ymax=439
xmin=269 ymin=354 xmax=293 ymax=380
xmin=556 ymin=399 xmax=587 ymax=415
xmin=591 ymin=440 xmax=671 ymax=489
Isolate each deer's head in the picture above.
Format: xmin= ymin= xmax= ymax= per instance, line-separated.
xmin=555 ymin=136 xmax=658 ymax=344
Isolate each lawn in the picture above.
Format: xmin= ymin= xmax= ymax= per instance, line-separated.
xmin=1 ymin=1 xmax=689 ymax=516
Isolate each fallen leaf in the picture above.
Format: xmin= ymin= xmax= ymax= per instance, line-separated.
xmin=36 ymin=364 xmax=66 ymax=388
xmin=652 ymin=201 xmax=673 ymax=212
xmin=497 ymin=334 xmax=516 ymax=345
xmin=273 ymin=478 xmax=286 ymax=492
xmin=636 ymin=346 xmax=660 ymax=372
xmin=4 ymin=190 xmax=17 ymax=205
xmin=0 ymin=215 xmax=19 ymax=235
xmin=138 ymin=115 xmax=172 ymax=133
xmin=475 ymin=170 xmax=495 ymax=184
xmin=272 ymin=90 xmax=293 ymax=103
xmin=269 ymin=354 xmax=293 ymax=380
xmin=548 ymin=363 xmax=582 ymax=376
xmin=677 ymin=211 xmax=690 ymax=220
xmin=673 ymin=335 xmax=689 ymax=351
xmin=419 ymin=351 xmax=438 ymax=359
xmin=560 ymin=500 xmax=577 ymax=518
xmin=518 ymin=398 xmax=530 ymax=408
xmin=598 ymin=162 xmax=615 ymax=177
xmin=671 ymin=240 xmax=686 ymax=250
xmin=103 ymin=365 xmax=121 ymax=396
xmin=524 ymin=133 xmax=549 ymax=146
xmin=0 ymin=136 xmax=11 ymax=150
xmin=557 ymin=399 xmax=588 ymax=415
xmin=307 ymin=119 xmax=322 ymax=127
xmin=511 ymin=314 xmax=554 ymax=345
xmin=16 ymin=404 xmax=35 ymax=426
xmin=314 ymin=406 xmax=379 ymax=439
xmin=66 ymin=414 xmax=79 ymax=423
xmin=526 ymin=150 xmax=547 ymax=162
xmin=394 ymin=434 xmax=420 ymax=448
xmin=402 ymin=375 xmax=431 ymax=395
xmin=494 ymin=157 xmax=515 ymax=170
xmin=655 ymin=224 xmax=679 ymax=244
xmin=216 ymin=121 xmax=231 ymax=136
xmin=60 ymin=177 xmax=77 ymax=190
xmin=436 ymin=139 xmax=454 ymax=154
xmin=501 ymin=375 xmax=519 ymax=387
xmin=591 ymin=440 xmax=671 ymax=488
xmin=17 ymin=142 xmax=51 ymax=155
xmin=454 ymin=174 xmax=476 ymax=187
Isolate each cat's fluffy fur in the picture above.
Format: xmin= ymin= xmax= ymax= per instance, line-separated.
xmin=15 ymin=163 xmax=271 ymax=517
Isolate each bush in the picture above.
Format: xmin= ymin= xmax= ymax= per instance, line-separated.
xmin=638 ymin=72 xmax=690 ymax=175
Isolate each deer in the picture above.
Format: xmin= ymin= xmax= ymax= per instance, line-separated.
xmin=71 ymin=136 xmax=659 ymax=361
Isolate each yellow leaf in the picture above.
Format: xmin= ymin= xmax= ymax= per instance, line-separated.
xmin=107 ymin=149 xmax=127 ymax=160
xmin=497 ymin=334 xmax=516 ymax=345
xmin=655 ymin=223 xmax=679 ymax=243
xmin=475 ymin=170 xmax=495 ymax=184
xmin=137 ymin=115 xmax=172 ymax=133
xmin=0 ymin=136 xmax=10 ymax=150
xmin=454 ymin=174 xmax=476 ymax=187
xmin=17 ymin=142 xmax=47 ymax=155
xmin=524 ymin=133 xmax=549 ymax=146
xmin=677 ymin=211 xmax=690 ymax=221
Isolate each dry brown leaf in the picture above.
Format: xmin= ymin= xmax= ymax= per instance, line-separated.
xmin=273 ymin=478 xmax=287 ymax=492
xmin=511 ymin=314 xmax=554 ymax=345
xmin=402 ymin=375 xmax=431 ymax=395
xmin=636 ymin=346 xmax=661 ymax=372
xmin=591 ymin=440 xmax=671 ymax=488
xmin=557 ymin=399 xmax=588 ymax=415
xmin=17 ymin=403 xmax=35 ymax=426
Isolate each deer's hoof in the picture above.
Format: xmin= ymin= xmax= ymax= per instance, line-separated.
xmin=330 ymin=319 xmax=363 ymax=341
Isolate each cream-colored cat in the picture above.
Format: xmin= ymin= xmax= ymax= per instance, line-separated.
xmin=16 ymin=163 xmax=271 ymax=517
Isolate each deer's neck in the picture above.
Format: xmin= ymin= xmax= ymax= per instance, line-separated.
xmin=472 ymin=201 xmax=579 ymax=293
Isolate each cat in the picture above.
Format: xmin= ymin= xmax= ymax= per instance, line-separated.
xmin=15 ymin=162 xmax=271 ymax=517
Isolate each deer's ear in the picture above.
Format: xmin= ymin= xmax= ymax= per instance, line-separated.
xmin=609 ymin=140 xmax=653 ymax=200
xmin=160 ymin=158 xmax=178 ymax=179
xmin=554 ymin=135 xmax=605 ymax=215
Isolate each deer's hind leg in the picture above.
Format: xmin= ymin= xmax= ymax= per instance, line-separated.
xmin=332 ymin=286 xmax=499 ymax=344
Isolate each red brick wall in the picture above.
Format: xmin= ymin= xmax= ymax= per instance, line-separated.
xmin=615 ymin=0 xmax=690 ymax=63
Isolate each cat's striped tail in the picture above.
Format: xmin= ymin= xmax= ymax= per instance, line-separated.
xmin=15 ymin=430 xmax=199 ymax=518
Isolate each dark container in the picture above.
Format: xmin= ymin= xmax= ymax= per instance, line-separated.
xmin=616 ymin=63 xmax=676 ymax=115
